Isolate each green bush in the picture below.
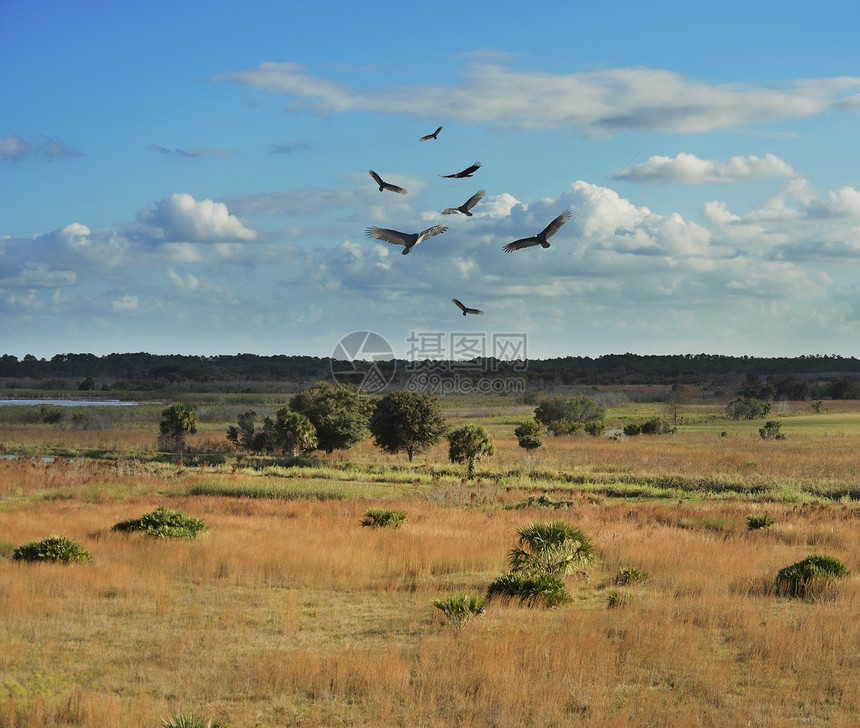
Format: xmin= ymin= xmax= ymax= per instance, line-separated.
xmin=746 ymin=513 xmax=775 ymax=530
xmin=12 ymin=535 xmax=91 ymax=563
xmin=759 ymin=420 xmax=785 ymax=440
xmin=112 ymin=506 xmax=207 ymax=539
xmin=361 ymin=508 xmax=407 ymax=528
xmin=433 ymin=592 xmax=487 ymax=631
xmin=775 ymin=554 xmax=850 ymax=598
xmin=486 ymin=572 xmax=571 ymax=608
xmin=614 ymin=566 xmax=647 ymax=585
xmin=508 ymin=520 xmax=596 ymax=576
xmin=607 ymin=589 xmax=633 ymax=609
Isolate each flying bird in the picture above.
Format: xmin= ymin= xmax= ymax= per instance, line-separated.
xmin=440 ymin=161 xmax=481 ymax=178
xmin=452 ymin=298 xmax=484 ymax=316
xmin=420 ymin=126 xmax=443 ymax=141
xmin=365 ymin=224 xmax=448 ymax=255
xmin=369 ymin=170 xmax=407 ymax=195
xmin=441 ymin=189 xmax=485 ymax=216
xmin=503 ymin=210 xmax=571 ymax=253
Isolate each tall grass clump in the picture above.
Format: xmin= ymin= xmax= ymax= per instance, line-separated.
xmin=433 ymin=592 xmax=487 ymax=631
xmin=775 ymin=554 xmax=850 ymax=599
xmin=12 ymin=535 xmax=91 ymax=563
xmin=112 ymin=505 xmax=207 ymax=539
xmin=361 ymin=508 xmax=407 ymax=528
xmin=486 ymin=572 xmax=572 ymax=608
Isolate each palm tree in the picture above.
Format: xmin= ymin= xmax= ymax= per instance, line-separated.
xmin=508 ymin=521 xmax=596 ymax=576
xmin=447 ymin=424 xmax=494 ymax=478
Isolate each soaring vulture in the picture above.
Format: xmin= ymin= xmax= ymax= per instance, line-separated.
xmin=441 ymin=190 xmax=485 ymax=216
xmin=365 ymin=224 xmax=448 ymax=255
xmin=369 ymin=170 xmax=407 ymax=195
xmin=503 ymin=210 xmax=571 ymax=253
xmin=440 ymin=161 xmax=481 ymax=178
xmin=420 ymin=126 xmax=443 ymax=141
xmin=452 ymin=298 xmax=484 ymax=316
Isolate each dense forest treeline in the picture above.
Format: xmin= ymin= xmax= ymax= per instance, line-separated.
xmin=1 ymin=352 xmax=859 ymax=397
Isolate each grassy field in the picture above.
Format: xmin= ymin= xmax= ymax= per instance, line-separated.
xmin=1 ymin=392 xmax=859 ymax=726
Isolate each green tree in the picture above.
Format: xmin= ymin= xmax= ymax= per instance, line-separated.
xmin=726 ymin=397 xmax=771 ymax=420
xmin=270 ymin=408 xmax=318 ymax=456
xmin=534 ymin=395 xmax=605 ymax=434
xmin=226 ymin=410 xmax=268 ymax=453
xmin=508 ymin=521 xmax=597 ymax=576
xmin=447 ymin=424 xmax=494 ymax=478
xmin=369 ymin=390 xmax=447 ymax=462
xmin=289 ymin=381 xmax=373 ymax=453
xmin=159 ymin=402 xmax=198 ymax=452
xmin=514 ymin=418 xmax=543 ymax=451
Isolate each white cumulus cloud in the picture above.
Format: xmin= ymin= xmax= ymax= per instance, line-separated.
xmin=620 ymin=152 xmax=796 ymax=183
xmin=137 ymin=193 xmax=257 ymax=242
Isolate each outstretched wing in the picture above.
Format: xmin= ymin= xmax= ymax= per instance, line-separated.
xmin=385 ymin=181 xmax=408 ymax=194
xmin=369 ymin=170 xmax=384 ymax=187
xmin=503 ymin=237 xmax=539 ymax=253
xmin=441 ymin=161 xmax=481 ymax=178
xmin=540 ymin=209 xmax=571 ymax=240
xmin=365 ymin=227 xmax=408 ymax=247
xmin=452 ymin=298 xmax=467 ymax=312
xmin=420 ymin=126 xmax=443 ymax=140
xmin=416 ymin=224 xmax=448 ymax=243
xmin=462 ymin=189 xmax=485 ymax=211
xmin=441 ymin=207 xmax=460 ymax=215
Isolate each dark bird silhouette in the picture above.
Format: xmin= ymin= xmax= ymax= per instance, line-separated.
xmin=503 ymin=209 xmax=571 ymax=253
xmin=365 ymin=224 xmax=448 ymax=255
xmin=369 ymin=170 xmax=407 ymax=195
xmin=442 ymin=189 xmax=485 ymax=216
xmin=420 ymin=126 xmax=443 ymax=141
xmin=452 ymin=298 xmax=484 ymax=316
xmin=441 ymin=161 xmax=481 ymax=178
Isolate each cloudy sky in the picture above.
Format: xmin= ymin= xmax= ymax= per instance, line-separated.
xmin=2 ymin=1 xmax=860 ymax=362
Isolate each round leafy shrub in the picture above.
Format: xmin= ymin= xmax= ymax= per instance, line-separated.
xmin=361 ymin=508 xmax=407 ymax=528
xmin=112 ymin=506 xmax=207 ymax=539
xmin=486 ymin=572 xmax=571 ymax=608
xmin=746 ymin=513 xmax=775 ymax=530
xmin=12 ymin=535 xmax=91 ymax=563
xmin=775 ymin=554 xmax=850 ymax=598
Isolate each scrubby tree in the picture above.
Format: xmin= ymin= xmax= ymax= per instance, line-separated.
xmin=514 ymin=418 xmax=543 ymax=451
xmin=369 ymin=390 xmax=447 ymax=462
xmin=759 ymin=420 xmax=785 ymax=440
xmin=226 ymin=410 xmax=267 ymax=453
xmin=726 ymin=397 xmax=771 ymax=420
xmin=289 ymin=381 xmax=373 ymax=453
xmin=534 ymin=394 xmax=604 ymax=435
xmin=447 ymin=424 xmax=494 ymax=478
xmin=159 ymin=402 xmax=198 ymax=452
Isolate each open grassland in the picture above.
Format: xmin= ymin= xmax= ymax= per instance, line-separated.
xmin=1 ymin=394 xmax=859 ymax=726
xmin=1 ymin=477 xmax=858 ymax=727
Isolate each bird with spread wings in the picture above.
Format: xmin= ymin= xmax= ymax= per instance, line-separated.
xmin=369 ymin=170 xmax=407 ymax=195
xmin=441 ymin=190 xmax=485 ymax=216
xmin=452 ymin=298 xmax=484 ymax=316
xmin=420 ymin=126 xmax=443 ymax=141
xmin=503 ymin=210 xmax=571 ymax=253
xmin=365 ymin=224 xmax=448 ymax=255
xmin=440 ymin=161 xmax=481 ymax=178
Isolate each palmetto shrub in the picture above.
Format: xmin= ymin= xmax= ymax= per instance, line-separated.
xmin=161 ymin=712 xmax=230 ymax=728
xmin=775 ymin=554 xmax=850 ymax=598
xmin=433 ymin=592 xmax=487 ymax=631
xmin=361 ymin=508 xmax=407 ymax=528
xmin=614 ymin=566 xmax=647 ymax=585
xmin=746 ymin=513 xmax=775 ymax=530
xmin=12 ymin=535 xmax=91 ymax=563
xmin=486 ymin=572 xmax=571 ymax=608
xmin=112 ymin=505 xmax=207 ymax=539
xmin=508 ymin=520 xmax=596 ymax=576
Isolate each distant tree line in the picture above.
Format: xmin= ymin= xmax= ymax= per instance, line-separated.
xmin=2 ymin=352 xmax=859 ymax=397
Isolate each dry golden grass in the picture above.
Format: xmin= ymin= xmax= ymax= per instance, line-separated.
xmin=1 ymin=464 xmax=858 ymax=727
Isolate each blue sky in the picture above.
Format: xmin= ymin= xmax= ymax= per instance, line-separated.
xmin=2 ymin=0 xmax=860 ymax=362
